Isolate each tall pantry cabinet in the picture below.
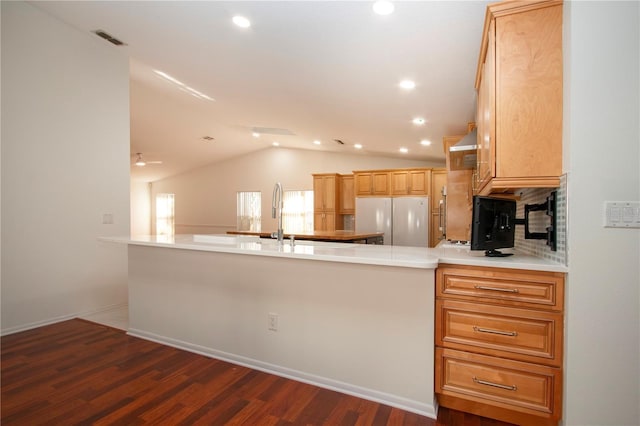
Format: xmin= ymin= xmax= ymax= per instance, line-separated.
xmin=313 ymin=173 xmax=339 ymax=232
xmin=430 ymin=169 xmax=447 ymax=247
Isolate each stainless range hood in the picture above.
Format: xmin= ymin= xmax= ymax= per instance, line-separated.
xmin=449 ymin=128 xmax=477 ymax=170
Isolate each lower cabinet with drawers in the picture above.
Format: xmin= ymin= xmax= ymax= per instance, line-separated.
xmin=435 ymin=264 xmax=565 ymax=426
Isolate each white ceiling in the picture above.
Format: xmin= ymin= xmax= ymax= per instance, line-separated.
xmin=32 ymin=1 xmax=489 ymax=182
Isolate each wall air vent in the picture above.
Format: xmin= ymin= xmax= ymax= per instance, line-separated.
xmin=93 ymin=30 xmax=127 ymax=46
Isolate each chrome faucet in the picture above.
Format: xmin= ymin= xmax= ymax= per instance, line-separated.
xmin=271 ymin=182 xmax=284 ymax=242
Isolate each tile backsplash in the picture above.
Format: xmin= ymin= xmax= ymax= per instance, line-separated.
xmin=514 ymin=174 xmax=567 ymax=266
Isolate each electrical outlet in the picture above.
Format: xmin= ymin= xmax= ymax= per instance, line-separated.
xmin=268 ymin=313 xmax=278 ymax=331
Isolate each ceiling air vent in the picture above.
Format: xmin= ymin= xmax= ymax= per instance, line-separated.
xmin=251 ymin=127 xmax=295 ymax=136
xmin=202 ymin=136 xmax=215 ymax=141
xmin=93 ymin=30 xmax=127 ymax=46
xmin=333 ymin=139 xmax=345 ymax=145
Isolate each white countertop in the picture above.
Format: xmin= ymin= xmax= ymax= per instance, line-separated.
xmin=434 ymin=243 xmax=568 ymax=272
xmin=101 ymin=234 xmax=568 ymax=273
xmin=102 ymin=234 xmax=439 ymax=269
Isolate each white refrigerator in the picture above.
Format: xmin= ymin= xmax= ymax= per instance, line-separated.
xmin=355 ymin=197 xmax=429 ymax=247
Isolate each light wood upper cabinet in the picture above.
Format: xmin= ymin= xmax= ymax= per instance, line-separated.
xmin=354 ymin=171 xmax=391 ymax=196
xmin=391 ymin=169 xmax=431 ymax=196
xmin=475 ymin=1 xmax=563 ymax=195
xmin=476 ymin=19 xmax=495 ymax=192
xmin=338 ymin=174 xmax=355 ymax=214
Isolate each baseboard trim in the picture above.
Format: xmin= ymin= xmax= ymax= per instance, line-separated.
xmin=128 ymin=327 xmax=437 ymax=419
xmin=1 ymin=303 xmax=128 ymax=336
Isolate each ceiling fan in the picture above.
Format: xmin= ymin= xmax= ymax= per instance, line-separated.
xmin=133 ymin=153 xmax=162 ymax=167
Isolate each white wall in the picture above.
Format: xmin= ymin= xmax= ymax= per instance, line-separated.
xmin=128 ymin=244 xmax=436 ymax=417
xmin=564 ymin=2 xmax=640 ymax=425
xmin=131 ymin=181 xmax=151 ymax=236
xmin=1 ymin=1 xmax=130 ymax=334
xmin=148 ymin=146 xmax=443 ymax=234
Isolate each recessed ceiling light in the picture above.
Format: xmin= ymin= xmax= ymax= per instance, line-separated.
xmin=399 ymin=147 xmax=409 ymax=154
xmin=272 ymin=142 xmax=280 ymax=147
xmin=420 ymin=139 xmax=432 ymax=146
xmin=252 ymin=132 xmax=260 ymax=138
xmin=313 ymin=140 xmax=322 ymax=145
xmin=233 ymin=16 xmax=251 ymax=28
xmin=373 ymin=1 xmax=394 ymax=16
xmin=354 ymin=144 xmax=363 ymax=149
xmin=412 ymin=117 xmax=426 ymax=125
xmin=399 ymin=80 xmax=416 ymax=90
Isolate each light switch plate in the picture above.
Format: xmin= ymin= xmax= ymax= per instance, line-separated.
xmin=102 ymin=213 xmax=114 ymax=225
xmin=604 ymin=201 xmax=640 ymax=228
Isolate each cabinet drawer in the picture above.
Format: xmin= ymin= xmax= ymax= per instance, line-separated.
xmin=436 ymin=299 xmax=562 ymax=366
xmin=436 ymin=348 xmax=562 ymax=418
xmin=437 ymin=264 xmax=564 ymax=310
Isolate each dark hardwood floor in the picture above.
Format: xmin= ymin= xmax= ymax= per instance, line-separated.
xmin=1 ymin=319 xmax=515 ymax=425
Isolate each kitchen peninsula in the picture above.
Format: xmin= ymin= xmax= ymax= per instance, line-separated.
xmin=108 ymin=234 xmax=439 ymax=415
xmin=103 ymin=234 xmax=566 ymax=419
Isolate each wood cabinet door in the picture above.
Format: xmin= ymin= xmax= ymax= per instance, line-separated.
xmin=391 ymin=171 xmax=409 ymax=195
xmin=324 ymin=212 xmax=336 ymax=231
xmin=323 ymin=175 xmax=336 ymax=210
xmin=430 ymin=170 xmax=447 ymax=246
xmin=446 ymin=170 xmax=473 ymax=242
xmin=371 ymin=172 xmax=390 ymax=196
xmin=313 ymin=174 xmax=337 ymax=211
xmin=340 ymin=175 xmax=354 ymax=213
xmin=355 ymin=173 xmax=373 ymax=196
xmin=313 ymin=176 xmax=325 ymax=210
xmin=495 ymin=5 xmax=562 ymax=179
xmin=313 ymin=211 xmax=324 ymax=231
xmin=313 ymin=212 xmax=336 ymax=231
xmin=391 ymin=170 xmax=428 ymax=196
xmin=408 ymin=170 xmax=429 ymax=195
xmin=476 ymin=19 xmax=495 ymax=193
xmin=431 ymin=171 xmax=447 ymax=213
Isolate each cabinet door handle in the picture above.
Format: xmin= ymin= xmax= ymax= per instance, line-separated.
xmin=474 ymin=285 xmax=519 ymax=293
xmin=473 ymin=377 xmax=517 ymax=391
xmin=473 ymin=326 xmax=518 ymax=337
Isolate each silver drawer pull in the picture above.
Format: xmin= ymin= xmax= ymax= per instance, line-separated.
xmin=473 ymin=326 xmax=518 ymax=337
xmin=473 ymin=377 xmax=517 ymax=391
xmin=475 ymin=285 xmax=519 ymax=293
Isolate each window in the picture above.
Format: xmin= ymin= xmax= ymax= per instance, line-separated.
xmin=237 ymin=191 xmax=261 ymax=231
xmin=156 ymin=193 xmax=175 ymax=236
xmin=282 ymin=190 xmax=314 ymax=233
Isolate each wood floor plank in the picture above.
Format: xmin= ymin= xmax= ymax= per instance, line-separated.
xmin=1 ymin=319 xmax=515 ymax=426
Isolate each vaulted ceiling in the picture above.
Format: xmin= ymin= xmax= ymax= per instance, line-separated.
xmin=33 ymin=1 xmax=489 ymax=182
